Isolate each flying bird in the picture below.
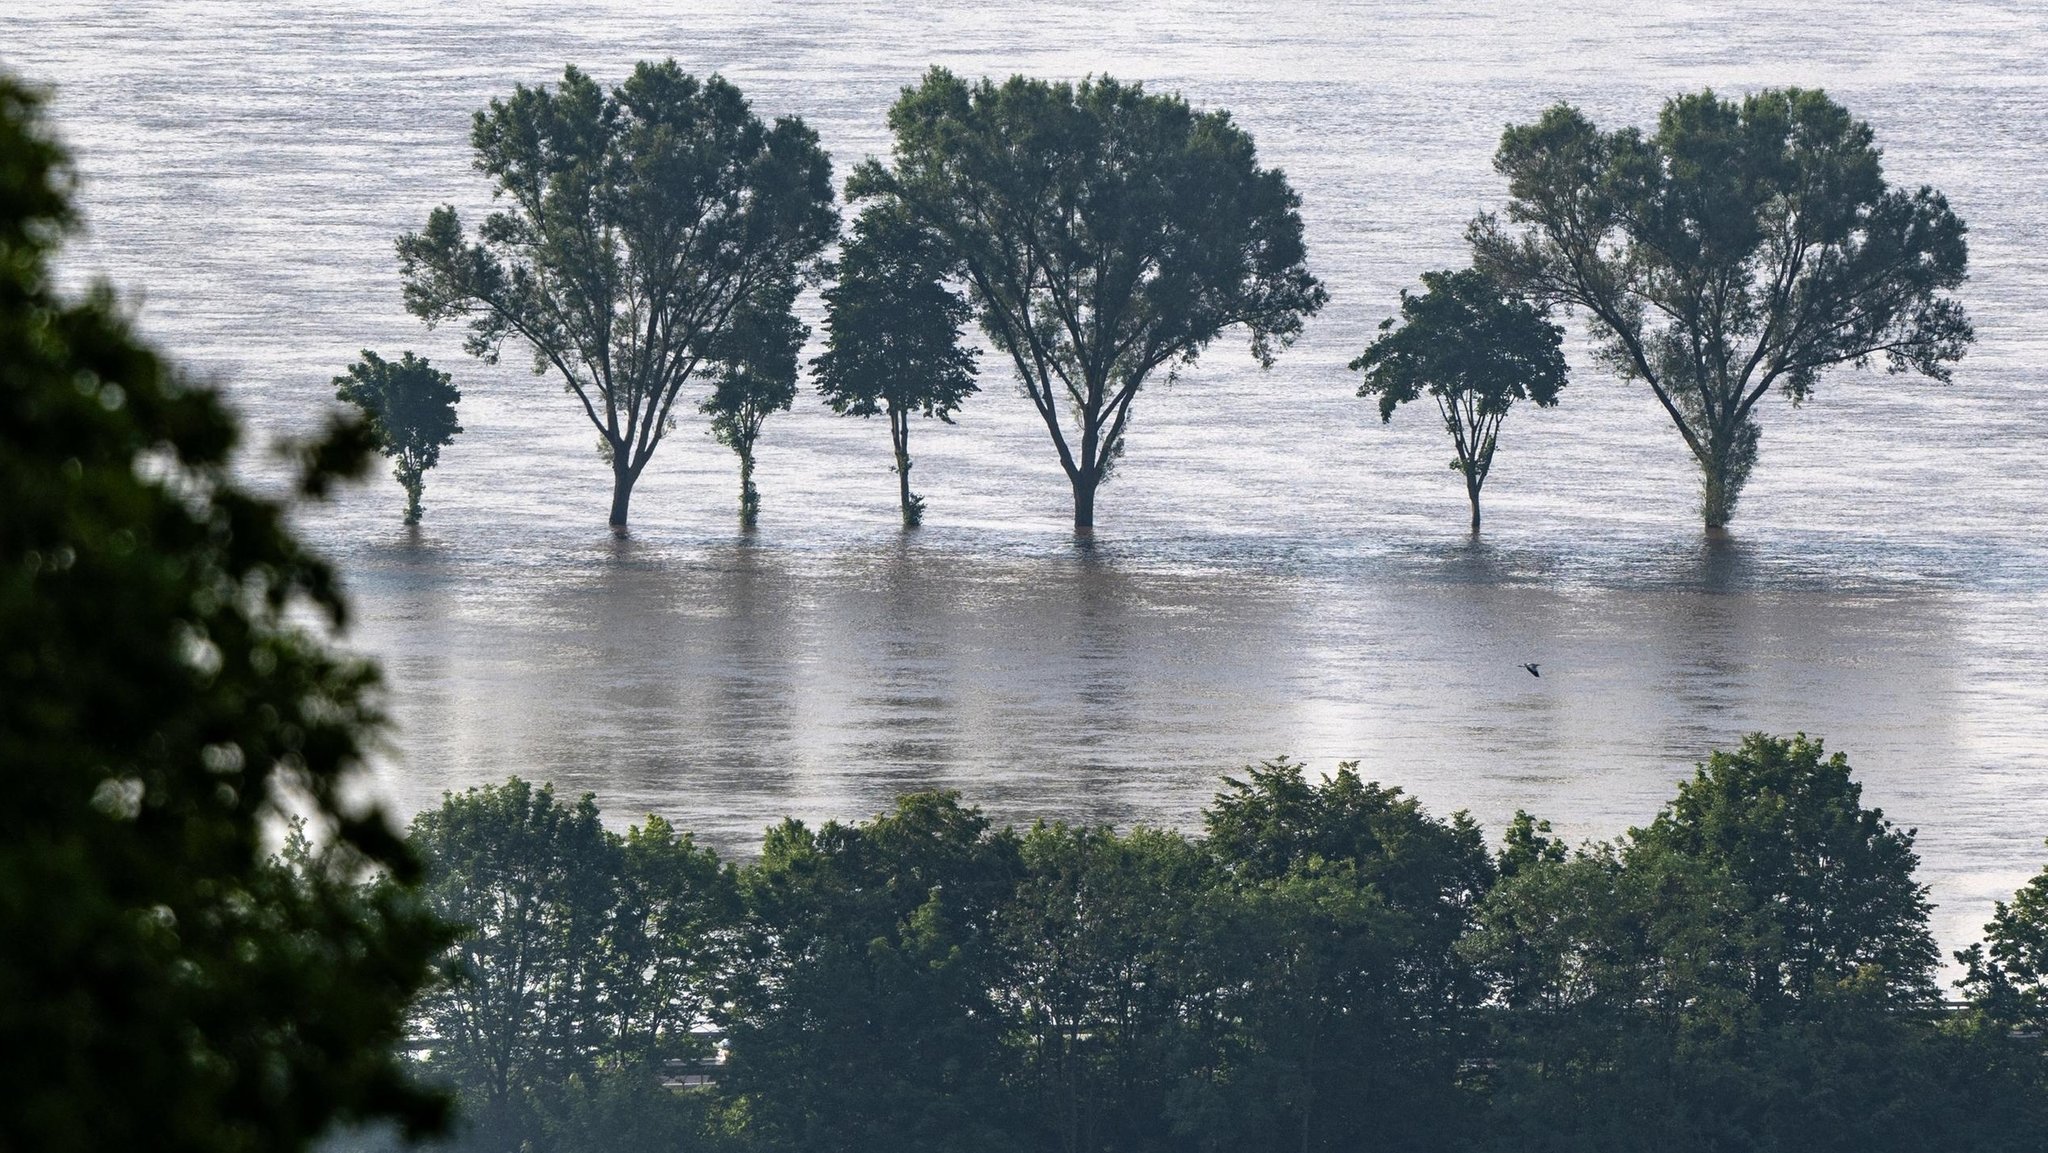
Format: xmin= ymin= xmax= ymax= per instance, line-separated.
xmin=1521 ymin=663 xmax=1541 ymax=678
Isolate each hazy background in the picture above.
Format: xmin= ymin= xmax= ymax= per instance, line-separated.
xmin=10 ymin=0 xmax=2048 ymax=957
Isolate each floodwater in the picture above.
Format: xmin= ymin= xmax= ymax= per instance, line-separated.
xmin=10 ymin=0 xmax=2048 ymax=957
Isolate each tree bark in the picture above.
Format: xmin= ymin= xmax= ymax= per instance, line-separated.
xmin=1468 ymin=479 xmax=1482 ymax=535
xmin=608 ymin=461 xmax=634 ymax=531
xmin=1070 ymin=469 xmax=1099 ymax=534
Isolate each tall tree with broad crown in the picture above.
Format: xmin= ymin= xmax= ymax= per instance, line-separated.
xmin=813 ymin=202 xmax=980 ymax=527
xmin=396 ymin=61 xmax=837 ymax=531
xmin=1470 ymin=88 xmax=1971 ymax=529
xmin=1351 ymin=268 xmax=1567 ymax=533
xmin=852 ymin=68 xmax=1326 ymax=533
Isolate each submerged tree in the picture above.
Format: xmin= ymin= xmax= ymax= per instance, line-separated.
xmin=702 ymin=277 xmax=806 ymax=528
xmin=333 ymin=349 xmax=462 ymax=525
xmin=397 ymin=61 xmax=836 ymax=531
xmin=855 ymin=69 xmax=1326 ymax=533
xmin=0 ymin=76 xmax=448 ymax=1152
xmin=1352 ymin=268 xmax=1566 ymax=532
xmin=1472 ymin=88 xmax=1971 ymax=529
xmin=813 ymin=203 xmax=979 ymax=527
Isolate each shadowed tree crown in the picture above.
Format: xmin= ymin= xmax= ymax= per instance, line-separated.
xmin=0 ymin=75 xmax=448 ymax=1153
xmin=1471 ymin=88 xmax=1970 ymax=529
xmin=333 ymin=349 xmax=461 ymax=525
xmin=1351 ymin=267 xmax=1567 ymax=533
xmin=853 ymin=68 xmax=1326 ymax=532
xmin=396 ymin=60 xmax=836 ymax=530
xmin=813 ymin=201 xmax=980 ymax=527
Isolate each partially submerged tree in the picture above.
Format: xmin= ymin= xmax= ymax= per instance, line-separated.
xmin=396 ymin=61 xmax=836 ymax=531
xmin=701 ymin=277 xmax=806 ymax=528
xmin=0 ymin=76 xmax=448 ymax=1152
xmin=1352 ymin=268 xmax=1566 ymax=532
xmin=813 ymin=203 xmax=979 ymax=527
xmin=855 ymin=69 xmax=1326 ymax=533
xmin=333 ymin=349 xmax=462 ymax=525
xmin=1471 ymin=88 xmax=1971 ymax=529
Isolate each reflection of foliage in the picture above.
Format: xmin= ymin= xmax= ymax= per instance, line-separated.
xmin=0 ymin=76 xmax=448 ymax=1153
xmin=333 ymin=349 xmax=461 ymax=525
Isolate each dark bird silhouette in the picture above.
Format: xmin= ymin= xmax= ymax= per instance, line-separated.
xmin=1521 ymin=663 xmax=1541 ymax=677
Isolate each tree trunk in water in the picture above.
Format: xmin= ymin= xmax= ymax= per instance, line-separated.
xmin=738 ymin=450 xmax=759 ymax=530
xmin=608 ymin=463 xmax=634 ymax=532
xmin=1071 ymin=469 xmax=1099 ymax=535
xmin=892 ymin=410 xmax=920 ymax=528
xmin=1467 ymin=477 xmax=1482 ymax=534
xmin=1701 ymin=457 xmax=1733 ymax=532
xmin=403 ymin=472 xmax=424 ymax=526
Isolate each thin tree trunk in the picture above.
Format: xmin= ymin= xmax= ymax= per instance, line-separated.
xmin=1468 ymin=477 xmax=1482 ymax=535
xmin=891 ymin=409 xmax=919 ymax=527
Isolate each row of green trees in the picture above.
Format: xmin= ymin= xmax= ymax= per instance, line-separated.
xmin=379 ymin=62 xmax=1970 ymax=535
xmin=398 ymin=736 xmax=2048 ymax=1153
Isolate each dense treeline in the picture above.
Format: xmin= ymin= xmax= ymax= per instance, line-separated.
xmin=390 ymin=61 xmax=1970 ymax=535
xmin=392 ymin=736 xmax=2048 ymax=1153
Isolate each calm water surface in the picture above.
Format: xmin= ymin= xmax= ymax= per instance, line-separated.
xmin=10 ymin=0 xmax=2048 ymax=956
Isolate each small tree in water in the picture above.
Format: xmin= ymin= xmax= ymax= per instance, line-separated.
xmin=333 ymin=349 xmax=461 ymax=525
xmin=702 ymin=277 xmax=806 ymax=528
xmin=813 ymin=203 xmax=979 ymax=527
xmin=1351 ymin=268 xmax=1565 ymax=533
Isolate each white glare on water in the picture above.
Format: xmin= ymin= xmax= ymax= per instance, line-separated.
xmin=10 ymin=0 xmax=2048 ymax=960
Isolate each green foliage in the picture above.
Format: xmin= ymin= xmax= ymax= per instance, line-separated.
xmin=0 ymin=75 xmax=448 ymax=1153
xmin=405 ymin=779 xmax=738 ymax=1153
xmin=407 ymin=742 xmax=2048 ymax=1153
xmin=1472 ymin=88 xmax=1971 ymax=528
xmin=397 ymin=61 xmax=836 ymax=528
xmin=855 ymin=68 xmax=1326 ymax=530
xmin=1004 ymin=824 xmax=1211 ymax=1153
xmin=1960 ymin=843 xmax=2048 ymax=1031
xmin=723 ymin=792 xmax=1026 ymax=1153
xmin=333 ymin=349 xmax=461 ymax=525
xmin=701 ymin=277 xmax=807 ymax=528
xmin=812 ymin=202 xmax=980 ymax=527
xmin=1186 ymin=760 xmax=1494 ymax=1151
xmin=1351 ymin=267 xmax=1565 ymax=531
xmin=1464 ymin=734 xmax=1960 ymax=1151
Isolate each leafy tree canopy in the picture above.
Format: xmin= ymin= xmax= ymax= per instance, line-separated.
xmin=333 ymin=349 xmax=461 ymax=525
xmin=397 ymin=61 xmax=836 ymax=529
xmin=1351 ymin=267 xmax=1566 ymax=531
xmin=854 ymin=68 xmax=1326 ymax=530
xmin=813 ymin=202 xmax=980 ymax=526
xmin=1472 ymin=88 xmax=1970 ymax=527
xmin=0 ymin=75 xmax=446 ymax=1153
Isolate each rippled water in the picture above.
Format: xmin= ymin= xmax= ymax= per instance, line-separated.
xmin=11 ymin=0 xmax=2048 ymax=955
